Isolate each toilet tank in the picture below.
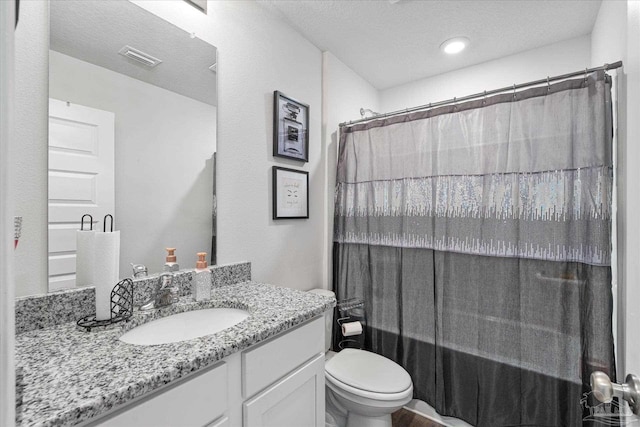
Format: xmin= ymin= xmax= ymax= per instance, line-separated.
xmin=308 ymin=288 xmax=334 ymax=352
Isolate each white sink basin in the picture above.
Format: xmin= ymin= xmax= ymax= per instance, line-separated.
xmin=119 ymin=308 xmax=250 ymax=346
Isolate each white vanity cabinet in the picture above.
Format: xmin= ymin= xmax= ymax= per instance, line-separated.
xmin=84 ymin=316 xmax=325 ymax=427
xmin=243 ymin=354 xmax=324 ymax=427
xmin=241 ymin=315 xmax=325 ymax=427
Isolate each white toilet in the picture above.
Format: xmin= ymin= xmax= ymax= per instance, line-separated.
xmin=309 ymin=289 xmax=414 ymax=427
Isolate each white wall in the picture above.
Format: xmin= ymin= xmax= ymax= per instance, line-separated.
xmin=380 ymin=35 xmax=591 ymax=113
xmin=13 ymin=0 xmax=326 ymax=295
xmin=0 ymin=1 xmax=16 ymax=423
xmin=591 ymin=0 xmax=640 ymax=379
xmin=624 ymin=0 xmax=640 ymax=381
xmin=13 ymin=0 xmax=49 ymax=297
xmin=321 ymin=52 xmax=379 ymax=288
xmin=591 ymin=0 xmax=627 ymax=66
xmin=128 ymin=1 xmax=326 ymax=290
xmin=49 ymin=51 xmax=216 ymax=278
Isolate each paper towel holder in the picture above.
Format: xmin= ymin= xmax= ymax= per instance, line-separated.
xmin=103 ymin=214 xmax=114 ymax=232
xmin=76 ymin=278 xmax=134 ymax=332
xmin=80 ymin=214 xmax=93 ymax=231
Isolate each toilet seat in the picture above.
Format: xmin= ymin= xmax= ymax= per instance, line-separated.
xmin=325 ymin=349 xmax=413 ymax=401
xmin=326 ymin=371 xmax=413 ymax=402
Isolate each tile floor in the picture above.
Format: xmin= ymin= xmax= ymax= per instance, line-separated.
xmin=393 ymin=408 xmax=446 ymax=427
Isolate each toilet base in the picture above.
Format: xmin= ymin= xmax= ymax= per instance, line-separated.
xmin=325 ymin=376 xmax=411 ymax=427
xmin=346 ymin=412 xmax=392 ymax=427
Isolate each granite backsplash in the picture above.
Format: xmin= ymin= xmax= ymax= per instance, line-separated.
xmin=15 ymin=261 xmax=251 ymax=334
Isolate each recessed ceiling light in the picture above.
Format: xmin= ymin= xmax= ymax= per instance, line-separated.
xmin=440 ymin=37 xmax=470 ymax=55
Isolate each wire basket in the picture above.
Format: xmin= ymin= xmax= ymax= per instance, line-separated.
xmin=77 ymin=278 xmax=134 ymax=332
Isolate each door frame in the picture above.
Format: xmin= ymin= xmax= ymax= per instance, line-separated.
xmin=0 ymin=1 xmax=16 ymax=425
xmin=47 ymin=99 xmax=115 ymax=291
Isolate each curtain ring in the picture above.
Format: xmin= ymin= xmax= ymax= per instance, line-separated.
xmin=453 ymin=97 xmax=457 ymax=109
xmin=584 ymin=68 xmax=588 ymax=85
xmin=512 ymin=84 xmax=517 ymax=100
xmin=482 ymin=90 xmax=487 ymax=104
xmin=547 ymin=77 xmax=551 ymax=92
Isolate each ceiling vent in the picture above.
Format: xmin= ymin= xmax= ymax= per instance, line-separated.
xmin=118 ymin=45 xmax=162 ymax=68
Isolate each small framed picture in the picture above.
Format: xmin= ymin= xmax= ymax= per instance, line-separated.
xmin=272 ymin=166 xmax=309 ymax=219
xmin=273 ymin=91 xmax=309 ymax=162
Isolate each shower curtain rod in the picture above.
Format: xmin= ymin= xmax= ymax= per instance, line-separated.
xmin=339 ymin=60 xmax=623 ymax=127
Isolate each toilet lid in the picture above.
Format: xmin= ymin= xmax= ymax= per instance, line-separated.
xmin=308 ymin=289 xmax=335 ymax=298
xmin=325 ymin=349 xmax=412 ymax=394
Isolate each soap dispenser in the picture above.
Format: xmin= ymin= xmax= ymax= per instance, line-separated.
xmin=193 ymin=252 xmax=211 ymax=302
xmin=164 ymin=248 xmax=179 ymax=272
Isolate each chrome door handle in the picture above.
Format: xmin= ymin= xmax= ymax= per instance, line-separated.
xmin=591 ymin=371 xmax=640 ymax=415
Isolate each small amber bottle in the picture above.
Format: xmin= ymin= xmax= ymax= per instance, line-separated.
xmin=193 ymin=252 xmax=211 ymax=302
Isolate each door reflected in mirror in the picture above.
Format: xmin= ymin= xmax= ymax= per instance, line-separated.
xmin=48 ymin=0 xmax=217 ymax=291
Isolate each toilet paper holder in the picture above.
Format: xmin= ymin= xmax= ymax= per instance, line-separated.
xmin=336 ymin=298 xmax=366 ymax=350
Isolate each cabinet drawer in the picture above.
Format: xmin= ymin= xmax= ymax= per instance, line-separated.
xmin=242 ymin=316 xmax=324 ymax=398
xmin=93 ymin=361 xmax=228 ymax=427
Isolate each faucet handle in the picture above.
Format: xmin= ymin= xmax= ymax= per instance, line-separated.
xmin=159 ymin=272 xmax=173 ymax=287
xmin=131 ymin=263 xmax=148 ymax=278
xmin=159 ymin=272 xmax=179 ymax=303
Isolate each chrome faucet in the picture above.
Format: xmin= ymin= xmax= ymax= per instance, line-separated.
xmin=140 ymin=272 xmax=179 ymax=310
xmin=131 ymin=263 xmax=148 ymax=278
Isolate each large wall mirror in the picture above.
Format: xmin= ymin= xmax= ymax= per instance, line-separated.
xmin=48 ymin=0 xmax=217 ymax=291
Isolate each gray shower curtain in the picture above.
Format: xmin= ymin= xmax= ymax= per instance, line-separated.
xmin=333 ymin=72 xmax=615 ymax=427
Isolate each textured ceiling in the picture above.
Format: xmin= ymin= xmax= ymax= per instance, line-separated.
xmin=259 ymin=0 xmax=602 ymax=90
xmin=50 ymin=0 xmax=217 ymax=106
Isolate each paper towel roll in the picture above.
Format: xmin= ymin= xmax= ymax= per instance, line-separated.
xmin=76 ymin=230 xmax=95 ymax=287
xmin=341 ymin=321 xmax=363 ymax=337
xmin=93 ymin=231 xmax=120 ymax=321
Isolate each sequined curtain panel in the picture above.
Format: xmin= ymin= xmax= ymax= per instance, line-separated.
xmin=333 ymin=72 xmax=615 ymax=427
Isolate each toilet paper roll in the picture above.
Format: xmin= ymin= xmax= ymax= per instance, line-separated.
xmin=75 ymin=230 xmax=95 ymax=288
xmin=93 ymin=231 xmax=120 ymax=321
xmin=341 ymin=321 xmax=363 ymax=337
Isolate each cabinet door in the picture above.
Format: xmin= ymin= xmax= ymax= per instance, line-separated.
xmin=243 ymin=354 xmax=324 ymax=427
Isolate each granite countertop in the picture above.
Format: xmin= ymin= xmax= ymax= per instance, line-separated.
xmin=15 ymin=282 xmax=335 ymax=427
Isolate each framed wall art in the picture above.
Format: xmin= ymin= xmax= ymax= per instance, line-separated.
xmin=273 ymin=91 xmax=309 ymax=162
xmin=272 ymin=166 xmax=309 ymax=219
